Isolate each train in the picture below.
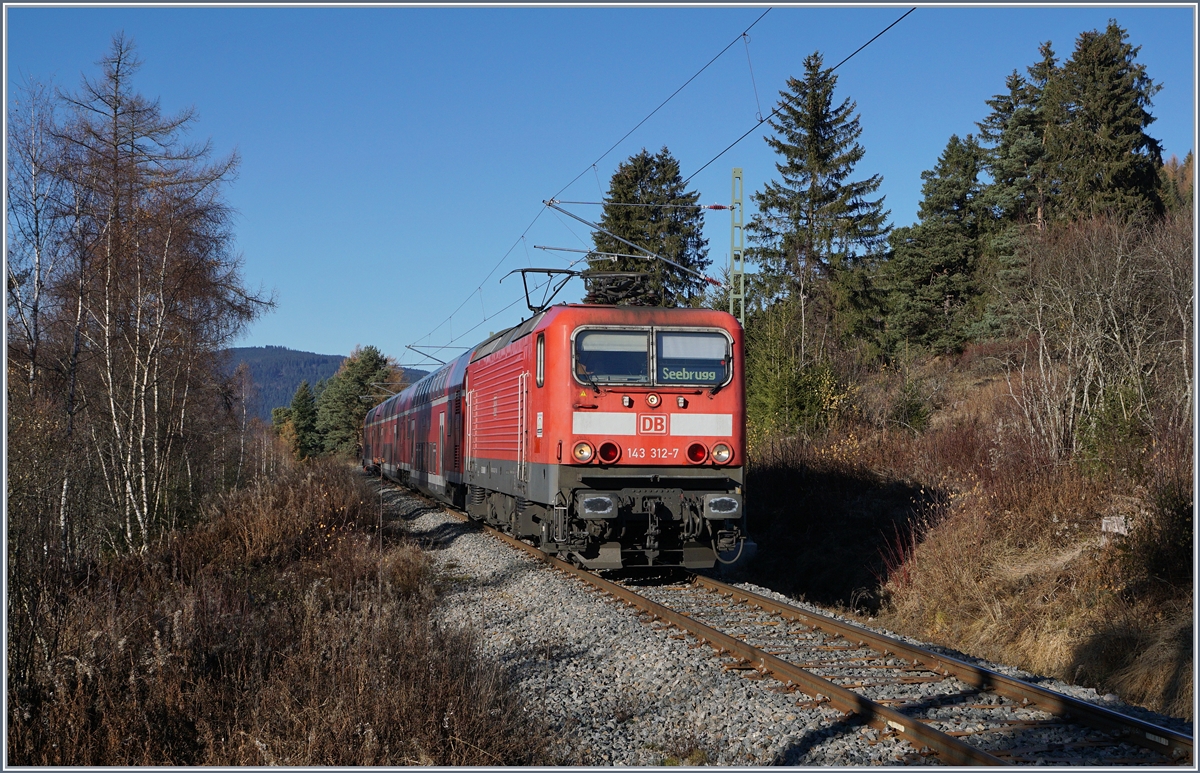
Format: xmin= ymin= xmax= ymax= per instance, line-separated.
xmin=363 ymin=303 xmax=746 ymax=570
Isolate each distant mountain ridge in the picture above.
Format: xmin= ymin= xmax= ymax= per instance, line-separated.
xmin=227 ymin=346 xmax=428 ymax=422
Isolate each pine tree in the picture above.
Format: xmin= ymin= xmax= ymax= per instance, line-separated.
xmin=589 ymin=147 xmax=709 ymax=307
xmin=882 ymin=135 xmax=988 ymax=354
xmin=315 ymin=345 xmax=399 ymax=457
xmin=289 ymin=380 xmax=319 ymax=460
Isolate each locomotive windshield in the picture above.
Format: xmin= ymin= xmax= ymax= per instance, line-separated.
xmin=575 ymin=330 xmax=650 ymax=383
xmin=573 ymin=328 xmax=731 ymax=386
xmin=657 ymin=331 xmax=729 ymax=385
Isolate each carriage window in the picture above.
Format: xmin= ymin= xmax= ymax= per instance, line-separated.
xmin=656 ymin=331 xmax=730 ymax=385
xmin=574 ymin=330 xmax=650 ymax=384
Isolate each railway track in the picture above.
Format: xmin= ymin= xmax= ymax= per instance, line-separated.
xmin=624 ymin=578 xmax=1192 ymax=766
xmin=417 ymin=494 xmax=1191 ymax=766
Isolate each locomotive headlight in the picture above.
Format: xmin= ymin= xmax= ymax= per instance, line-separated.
xmin=645 ymin=392 xmax=661 ymax=408
xmin=711 ymin=443 xmax=733 ymax=464
xmin=572 ymin=442 xmax=594 ymax=463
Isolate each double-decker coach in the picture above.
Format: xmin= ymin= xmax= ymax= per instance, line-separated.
xmin=364 ymin=303 xmax=746 ymax=569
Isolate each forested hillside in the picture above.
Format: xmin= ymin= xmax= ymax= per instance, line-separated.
xmin=227 ymin=346 xmax=428 ymax=421
xmin=728 ymin=23 xmax=1192 ymax=720
xmin=226 ymin=346 xmax=343 ymax=420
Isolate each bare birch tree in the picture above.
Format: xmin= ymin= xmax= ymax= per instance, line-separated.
xmin=50 ymin=33 xmax=267 ymax=550
xmin=7 ymin=76 xmax=68 ymax=398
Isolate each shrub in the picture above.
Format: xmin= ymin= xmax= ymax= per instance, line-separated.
xmin=7 ymin=460 xmax=548 ymax=765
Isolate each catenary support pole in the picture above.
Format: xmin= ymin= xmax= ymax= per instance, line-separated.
xmin=730 ymin=168 xmax=745 ymax=326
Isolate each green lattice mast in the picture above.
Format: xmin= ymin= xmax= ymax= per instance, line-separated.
xmin=729 ymin=167 xmax=745 ymax=326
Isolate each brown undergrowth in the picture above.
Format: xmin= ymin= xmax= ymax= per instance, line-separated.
xmin=742 ymin=352 xmax=1193 ymax=721
xmin=7 ymin=458 xmax=549 ymax=765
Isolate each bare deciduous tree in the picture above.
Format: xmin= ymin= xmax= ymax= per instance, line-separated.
xmin=1005 ymin=213 xmax=1193 ymax=462
xmin=7 ymin=75 xmax=68 ymax=398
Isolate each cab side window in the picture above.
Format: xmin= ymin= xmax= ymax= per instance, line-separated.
xmin=536 ymin=333 xmax=545 ymax=387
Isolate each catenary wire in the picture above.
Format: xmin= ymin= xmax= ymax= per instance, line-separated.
xmin=550 ymin=7 xmax=772 ymax=201
xmin=682 ymin=7 xmax=916 ymax=186
xmin=412 ymin=6 xmax=902 ymax=355
xmin=411 ymin=207 xmax=545 ymax=353
xmin=412 ymin=10 xmax=769 ymax=355
xmin=554 ymin=200 xmax=730 ymax=210
xmin=434 ymin=255 xmax=593 ymax=356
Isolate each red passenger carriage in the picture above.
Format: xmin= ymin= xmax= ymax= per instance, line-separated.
xmin=363 ymin=303 xmax=745 ymax=569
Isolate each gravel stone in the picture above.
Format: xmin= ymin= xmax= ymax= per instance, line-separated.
xmin=385 ymin=485 xmax=1188 ymax=765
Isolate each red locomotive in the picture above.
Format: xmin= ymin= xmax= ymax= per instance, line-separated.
xmin=363 ymin=303 xmax=745 ymax=569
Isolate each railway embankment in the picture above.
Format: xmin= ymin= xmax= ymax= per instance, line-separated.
xmin=394 ymin=484 xmax=928 ymax=765
xmin=734 ymin=349 xmax=1193 ymax=725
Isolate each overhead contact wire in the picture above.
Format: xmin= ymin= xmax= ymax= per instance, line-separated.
xmin=411 ymin=206 xmax=546 ymax=355
xmin=551 ymin=7 xmax=772 ymax=201
xmin=683 ymin=7 xmax=916 ymax=186
xmin=441 ymin=268 xmax=582 ymax=350
xmin=415 ymin=8 xmax=773 ymax=354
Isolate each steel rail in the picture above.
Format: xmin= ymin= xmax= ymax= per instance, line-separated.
xmin=467 ymin=519 xmax=1007 ymax=766
xmin=691 ymin=575 xmax=1193 ymax=764
xmin=398 ymin=483 xmax=1188 ymax=766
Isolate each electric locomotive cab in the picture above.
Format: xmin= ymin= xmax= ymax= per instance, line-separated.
xmin=544 ymin=312 xmax=746 ymax=570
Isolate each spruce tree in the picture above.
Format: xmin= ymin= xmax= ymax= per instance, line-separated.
xmin=270 ymin=406 xmax=292 ymax=429
xmin=973 ymin=44 xmax=1062 ymax=339
xmin=746 ymin=51 xmax=890 ymax=366
xmin=316 ymin=345 xmax=398 ymax=457
xmin=978 ymin=69 xmax=1050 ymax=226
xmin=748 ymin=51 xmax=890 ymax=288
xmin=883 ymin=135 xmax=988 ymax=354
xmin=290 ymin=380 xmax=319 ymax=460
xmin=983 ymin=26 xmax=1165 ymax=227
xmin=974 ymin=26 xmax=1166 ymax=338
xmin=590 ymin=147 xmax=709 ymax=307
xmin=1051 ymin=21 xmax=1164 ymax=219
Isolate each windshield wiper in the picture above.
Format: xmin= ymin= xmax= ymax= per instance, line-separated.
xmin=581 ymin=371 xmax=602 ymax=396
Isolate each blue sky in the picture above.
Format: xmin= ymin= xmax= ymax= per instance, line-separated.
xmin=5 ymin=5 xmax=1195 ymax=367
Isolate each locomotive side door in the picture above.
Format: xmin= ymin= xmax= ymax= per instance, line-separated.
xmin=517 ymin=371 xmax=529 ymax=490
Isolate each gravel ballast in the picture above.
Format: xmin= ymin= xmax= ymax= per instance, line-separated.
xmin=382 ymin=483 xmax=1189 ymax=765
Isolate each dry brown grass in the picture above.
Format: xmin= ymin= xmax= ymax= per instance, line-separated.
xmin=745 ymin=350 xmax=1193 ymax=721
xmin=7 ymin=458 xmax=549 ymax=765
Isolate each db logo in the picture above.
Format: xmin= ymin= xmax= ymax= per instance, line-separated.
xmin=639 ymin=414 xmax=667 ymax=435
